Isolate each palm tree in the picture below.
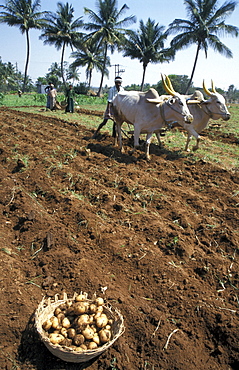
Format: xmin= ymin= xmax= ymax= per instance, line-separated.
xmin=0 ymin=0 xmax=48 ymax=92
xmin=167 ymin=0 xmax=239 ymax=93
xmin=124 ymin=18 xmax=174 ymax=91
xmin=40 ymin=2 xmax=84 ymax=86
xmin=66 ymin=65 xmax=80 ymax=85
xmin=70 ymin=42 xmax=110 ymax=88
xmin=83 ymin=0 xmax=136 ymax=96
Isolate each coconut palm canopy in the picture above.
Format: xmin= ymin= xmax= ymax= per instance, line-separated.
xmin=83 ymin=0 xmax=136 ymax=95
xmin=123 ymin=18 xmax=175 ymax=90
xmin=167 ymin=0 xmax=239 ymax=93
xmin=39 ymin=2 xmax=84 ymax=86
xmin=0 ymin=0 xmax=48 ymax=91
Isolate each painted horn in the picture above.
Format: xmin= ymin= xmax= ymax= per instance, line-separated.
xmin=161 ymin=74 xmax=175 ymax=96
xmin=211 ymin=80 xmax=217 ymax=93
xmin=165 ymin=75 xmax=176 ymax=94
xmin=186 ymin=100 xmax=202 ymax=104
xmin=203 ymin=80 xmax=212 ymax=96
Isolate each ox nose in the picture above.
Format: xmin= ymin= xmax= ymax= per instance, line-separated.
xmin=185 ymin=114 xmax=193 ymax=123
xmin=224 ymin=113 xmax=230 ymax=121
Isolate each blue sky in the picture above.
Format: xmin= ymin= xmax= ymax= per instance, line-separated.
xmin=0 ymin=0 xmax=239 ymax=90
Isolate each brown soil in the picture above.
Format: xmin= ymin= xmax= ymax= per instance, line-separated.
xmin=0 ymin=107 xmax=239 ymax=370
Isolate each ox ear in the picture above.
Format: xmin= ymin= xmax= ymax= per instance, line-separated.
xmin=203 ymin=80 xmax=212 ymax=96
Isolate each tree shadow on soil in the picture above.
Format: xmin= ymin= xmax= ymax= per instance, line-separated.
xmin=18 ymin=312 xmax=100 ymax=370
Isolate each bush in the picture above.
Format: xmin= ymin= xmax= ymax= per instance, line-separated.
xmin=0 ymin=93 xmax=4 ymax=105
xmin=74 ymin=83 xmax=89 ymax=95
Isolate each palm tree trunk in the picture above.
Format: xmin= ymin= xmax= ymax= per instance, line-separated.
xmin=61 ymin=42 xmax=66 ymax=87
xmin=23 ymin=29 xmax=30 ymax=92
xmin=88 ymin=69 xmax=92 ymax=88
xmin=185 ymin=42 xmax=201 ymax=94
xmin=97 ymin=43 xmax=107 ymax=97
xmin=140 ymin=63 xmax=147 ymax=91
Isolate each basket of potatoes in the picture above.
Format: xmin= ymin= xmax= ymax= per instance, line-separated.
xmin=35 ymin=292 xmax=125 ymax=363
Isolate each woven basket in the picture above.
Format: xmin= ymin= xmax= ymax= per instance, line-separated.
xmin=35 ymin=292 xmax=125 ymax=363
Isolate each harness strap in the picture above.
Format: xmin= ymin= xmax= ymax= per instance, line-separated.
xmin=159 ymin=103 xmax=177 ymax=131
xmin=197 ymin=103 xmax=228 ymax=118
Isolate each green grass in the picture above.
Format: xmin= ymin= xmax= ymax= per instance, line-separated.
xmin=0 ymin=91 xmax=107 ymax=108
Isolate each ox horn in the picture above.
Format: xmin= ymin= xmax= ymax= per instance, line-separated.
xmin=186 ymin=100 xmax=202 ymax=104
xmin=203 ymin=80 xmax=212 ymax=96
xmin=161 ymin=74 xmax=175 ymax=96
xmin=165 ymin=75 xmax=176 ymax=94
xmin=211 ymin=80 xmax=217 ymax=93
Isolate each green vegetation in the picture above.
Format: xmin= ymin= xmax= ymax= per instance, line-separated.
xmin=0 ymin=91 xmax=107 ymax=108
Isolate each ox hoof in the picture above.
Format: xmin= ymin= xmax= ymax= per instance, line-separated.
xmin=192 ymin=146 xmax=198 ymax=152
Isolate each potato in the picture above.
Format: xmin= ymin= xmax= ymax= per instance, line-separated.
xmin=74 ymin=346 xmax=84 ymax=352
xmin=77 ymin=314 xmax=89 ymax=326
xmin=82 ymin=325 xmax=95 ymax=340
xmin=57 ymin=312 xmax=65 ymax=323
xmin=54 ymin=307 xmax=62 ymax=315
xmin=88 ymin=341 xmax=98 ymax=350
xmin=92 ymin=333 xmax=100 ymax=345
xmin=89 ymin=303 xmax=97 ymax=313
xmin=75 ymin=294 xmax=87 ymax=302
xmin=99 ymin=329 xmax=111 ymax=343
xmin=95 ymin=297 xmax=104 ymax=306
xmin=80 ymin=344 xmax=88 ymax=351
xmin=95 ymin=314 xmax=108 ymax=328
xmin=91 ymin=325 xmax=97 ymax=333
xmin=49 ymin=333 xmax=65 ymax=345
xmin=73 ymin=334 xmax=85 ymax=346
xmin=51 ymin=316 xmax=61 ymax=329
xmin=60 ymin=327 xmax=68 ymax=337
xmin=74 ymin=303 xmax=86 ymax=315
xmin=67 ymin=328 xmax=76 ymax=339
xmin=89 ymin=314 xmax=95 ymax=324
xmin=61 ymin=338 xmax=72 ymax=347
xmin=42 ymin=319 xmax=52 ymax=331
xmin=62 ymin=317 xmax=71 ymax=328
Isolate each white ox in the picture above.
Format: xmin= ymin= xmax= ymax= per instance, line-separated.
xmin=183 ymin=81 xmax=230 ymax=151
xmin=163 ymin=78 xmax=231 ymax=151
xmin=112 ymin=75 xmax=195 ymax=160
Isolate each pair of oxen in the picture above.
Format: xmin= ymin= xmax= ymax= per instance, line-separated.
xmin=96 ymin=75 xmax=231 ymax=160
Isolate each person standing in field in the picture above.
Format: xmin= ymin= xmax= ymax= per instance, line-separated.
xmin=45 ymin=82 xmax=52 ymax=109
xmin=65 ymin=84 xmax=75 ymax=113
xmin=92 ymin=76 xmax=124 ymax=138
xmin=48 ymin=84 xmax=57 ymax=110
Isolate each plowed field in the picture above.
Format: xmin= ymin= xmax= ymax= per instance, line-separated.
xmin=0 ymin=107 xmax=238 ymax=370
